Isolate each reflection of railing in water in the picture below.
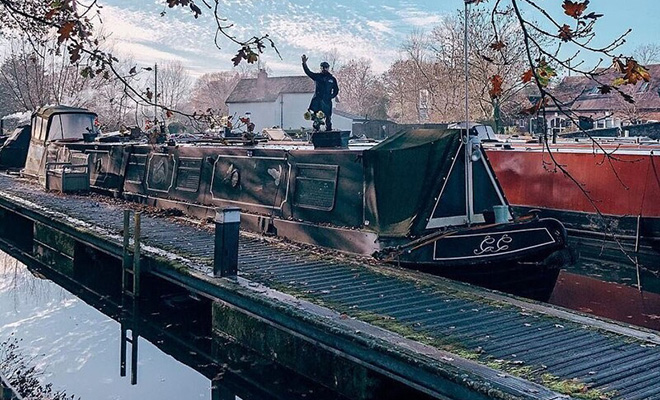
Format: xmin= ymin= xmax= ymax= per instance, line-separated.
xmin=119 ymin=299 xmax=140 ymax=385
xmin=0 ymin=241 xmax=350 ymax=400
xmin=120 ymin=210 xmax=141 ymax=385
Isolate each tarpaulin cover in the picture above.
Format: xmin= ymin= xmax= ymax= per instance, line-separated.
xmin=0 ymin=126 xmax=30 ymax=168
xmin=363 ymin=128 xmax=462 ymax=237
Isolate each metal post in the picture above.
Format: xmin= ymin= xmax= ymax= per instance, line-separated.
xmin=213 ymin=207 xmax=240 ymax=278
xmin=464 ymin=0 xmax=473 ymax=225
xmin=154 ymin=63 xmax=158 ymax=126
xmin=133 ymin=212 xmax=141 ymax=297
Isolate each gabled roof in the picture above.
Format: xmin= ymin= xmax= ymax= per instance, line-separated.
xmin=549 ymin=64 xmax=660 ymax=113
xmin=226 ymin=74 xmax=314 ymax=104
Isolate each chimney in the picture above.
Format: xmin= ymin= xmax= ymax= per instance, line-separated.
xmin=256 ymin=69 xmax=268 ymax=94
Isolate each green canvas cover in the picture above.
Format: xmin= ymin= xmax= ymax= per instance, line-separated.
xmin=363 ymin=128 xmax=463 ymax=237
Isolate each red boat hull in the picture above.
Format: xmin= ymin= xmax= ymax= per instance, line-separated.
xmin=486 ymin=145 xmax=660 ymax=218
xmin=486 ymin=144 xmax=660 ymax=270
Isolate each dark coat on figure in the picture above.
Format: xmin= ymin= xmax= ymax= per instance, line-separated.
xmin=302 ymin=62 xmax=339 ymax=116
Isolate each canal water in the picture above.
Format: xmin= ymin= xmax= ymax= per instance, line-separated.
xmin=0 ymin=251 xmax=205 ymax=399
xmin=549 ymin=243 xmax=660 ymax=332
xmin=0 ymin=249 xmax=351 ymax=400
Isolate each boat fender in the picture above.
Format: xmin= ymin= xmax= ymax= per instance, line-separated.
xmin=541 ymin=248 xmax=574 ymax=270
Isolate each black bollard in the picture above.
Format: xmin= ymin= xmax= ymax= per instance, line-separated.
xmin=213 ymin=207 xmax=241 ymax=278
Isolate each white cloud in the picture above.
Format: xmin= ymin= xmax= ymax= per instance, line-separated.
xmin=366 ymin=20 xmax=395 ymax=35
xmin=94 ymin=0 xmax=444 ymax=76
xmin=395 ymin=7 xmax=444 ymax=28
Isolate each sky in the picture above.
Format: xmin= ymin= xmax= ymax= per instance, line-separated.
xmin=97 ymin=0 xmax=659 ymax=78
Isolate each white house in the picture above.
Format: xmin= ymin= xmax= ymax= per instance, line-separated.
xmin=226 ymin=69 xmax=355 ymax=133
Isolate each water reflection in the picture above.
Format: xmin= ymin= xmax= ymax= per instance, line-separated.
xmin=550 ymin=271 xmax=660 ymax=331
xmin=548 ymin=240 xmax=660 ymax=332
xmin=0 ymin=249 xmax=346 ymax=400
xmin=0 ymin=251 xmax=209 ymax=399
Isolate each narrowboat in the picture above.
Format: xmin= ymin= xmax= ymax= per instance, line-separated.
xmin=5 ymin=106 xmax=570 ymax=299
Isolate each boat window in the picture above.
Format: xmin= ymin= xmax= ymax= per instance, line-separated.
xmin=47 ymin=113 xmax=96 ymax=141
xmin=38 ymin=117 xmax=49 ymax=141
xmin=30 ymin=116 xmax=40 ymax=140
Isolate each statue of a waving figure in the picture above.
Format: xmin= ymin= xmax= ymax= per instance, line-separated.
xmin=302 ymin=54 xmax=339 ymax=131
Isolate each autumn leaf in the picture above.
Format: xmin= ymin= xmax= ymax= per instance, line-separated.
xmin=558 ymin=24 xmax=573 ymax=42
xmin=256 ymin=40 xmax=266 ymax=53
xmin=246 ymin=50 xmax=259 ymax=64
xmin=614 ymin=57 xmax=652 ymax=85
xmin=166 ymin=110 xmax=174 ymax=119
xmin=490 ymin=40 xmax=506 ymax=50
xmin=489 ymin=74 xmax=503 ymax=99
xmin=535 ymin=58 xmax=557 ymax=87
xmin=231 ymin=49 xmax=246 ymax=66
xmin=146 ymin=88 xmax=153 ymax=101
xmin=189 ymin=2 xmax=202 ymax=18
xmin=632 ymin=64 xmax=651 ymax=83
xmin=613 ymin=58 xmax=626 ymax=73
xmin=612 ymin=77 xmax=626 ymax=86
xmin=563 ymin=0 xmax=589 ymax=19
xmin=622 ymin=93 xmax=634 ymax=104
xmin=81 ymin=66 xmax=92 ymax=78
xmin=45 ymin=8 xmax=59 ymax=20
xmin=57 ymin=21 xmax=76 ymax=43
xmin=68 ymin=45 xmax=81 ymax=63
xmin=521 ymin=69 xmax=534 ymax=83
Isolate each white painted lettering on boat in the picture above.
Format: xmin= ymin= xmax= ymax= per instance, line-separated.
xmin=473 ymin=234 xmax=512 ymax=255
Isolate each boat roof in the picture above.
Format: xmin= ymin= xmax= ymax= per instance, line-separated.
xmin=35 ymin=106 xmax=97 ymax=119
xmin=485 ymin=141 xmax=660 ymax=156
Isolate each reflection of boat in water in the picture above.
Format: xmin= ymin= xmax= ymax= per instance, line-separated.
xmin=5 ymin=106 xmax=570 ymax=299
xmin=486 ymin=140 xmax=660 ymax=271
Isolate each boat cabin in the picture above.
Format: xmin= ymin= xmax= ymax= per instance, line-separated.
xmin=23 ymin=106 xmax=98 ymax=178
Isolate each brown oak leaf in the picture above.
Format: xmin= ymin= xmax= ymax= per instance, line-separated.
xmin=521 ymin=69 xmax=534 ymax=83
xmin=489 ymin=74 xmax=503 ymax=99
xmin=231 ymin=49 xmax=246 ymax=66
xmin=558 ymin=24 xmax=573 ymax=42
xmin=562 ymin=0 xmax=589 ymax=19
xmin=57 ymin=21 xmax=76 ymax=43
xmin=490 ymin=41 xmax=506 ymax=50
